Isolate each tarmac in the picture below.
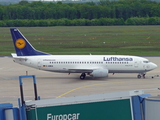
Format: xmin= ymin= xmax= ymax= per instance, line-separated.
xmin=0 ymin=56 xmax=160 ymax=106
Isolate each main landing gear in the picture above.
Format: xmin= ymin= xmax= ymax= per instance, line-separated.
xmin=137 ymin=73 xmax=146 ymax=79
xmin=80 ymin=73 xmax=86 ymax=80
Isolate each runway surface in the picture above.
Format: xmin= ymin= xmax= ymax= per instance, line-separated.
xmin=0 ymin=56 xmax=160 ymax=106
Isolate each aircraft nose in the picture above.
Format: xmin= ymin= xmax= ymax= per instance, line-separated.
xmin=151 ymin=63 xmax=158 ymax=69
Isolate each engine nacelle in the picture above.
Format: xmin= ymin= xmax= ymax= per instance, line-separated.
xmin=90 ymin=69 xmax=108 ymax=78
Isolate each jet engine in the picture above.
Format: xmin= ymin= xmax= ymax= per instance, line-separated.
xmin=90 ymin=69 xmax=108 ymax=78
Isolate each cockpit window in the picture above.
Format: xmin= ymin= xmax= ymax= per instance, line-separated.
xmin=143 ymin=61 xmax=150 ymax=63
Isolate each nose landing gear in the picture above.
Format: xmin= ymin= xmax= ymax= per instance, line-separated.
xmin=137 ymin=74 xmax=142 ymax=79
xmin=137 ymin=73 xmax=146 ymax=79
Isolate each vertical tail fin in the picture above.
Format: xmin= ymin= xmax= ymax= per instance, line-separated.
xmin=10 ymin=28 xmax=49 ymax=56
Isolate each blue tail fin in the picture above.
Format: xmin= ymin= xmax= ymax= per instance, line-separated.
xmin=10 ymin=28 xmax=49 ymax=56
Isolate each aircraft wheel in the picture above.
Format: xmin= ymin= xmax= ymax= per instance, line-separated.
xmin=137 ymin=75 xmax=141 ymax=79
xmin=80 ymin=73 xmax=86 ymax=80
xmin=80 ymin=75 xmax=85 ymax=80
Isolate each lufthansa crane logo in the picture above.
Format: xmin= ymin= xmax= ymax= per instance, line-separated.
xmin=15 ymin=39 xmax=26 ymax=49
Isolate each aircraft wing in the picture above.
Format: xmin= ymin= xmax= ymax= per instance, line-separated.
xmin=68 ymin=69 xmax=93 ymax=73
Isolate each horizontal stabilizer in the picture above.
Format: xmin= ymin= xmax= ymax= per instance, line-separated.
xmin=11 ymin=53 xmax=27 ymax=60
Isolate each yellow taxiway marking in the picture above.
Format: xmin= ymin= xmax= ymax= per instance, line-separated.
xmin=56 ymin=81 xmax=128 ymax=98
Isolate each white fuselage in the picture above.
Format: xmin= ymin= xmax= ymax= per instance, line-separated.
xmin=13 ymin=55 xmax=157 ymax=74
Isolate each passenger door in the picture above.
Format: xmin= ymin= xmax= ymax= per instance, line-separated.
xmin=134 ymin=60 xmax=138 ymax=68
xmin=37 ymin=59 xmax=41 ymax=69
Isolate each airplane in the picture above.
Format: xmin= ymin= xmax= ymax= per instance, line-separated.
xmin=10 ymin=28 xmax=157 ymax=79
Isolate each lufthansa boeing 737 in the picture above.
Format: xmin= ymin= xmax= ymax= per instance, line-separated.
xmin=10 ymin=28 xmax=157 ymax=79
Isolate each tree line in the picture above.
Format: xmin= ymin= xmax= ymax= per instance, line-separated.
xmin=0 ymin=17 xmax=160 ymax=27
xmin=0 ymin=0 xmax=160 ymax=26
